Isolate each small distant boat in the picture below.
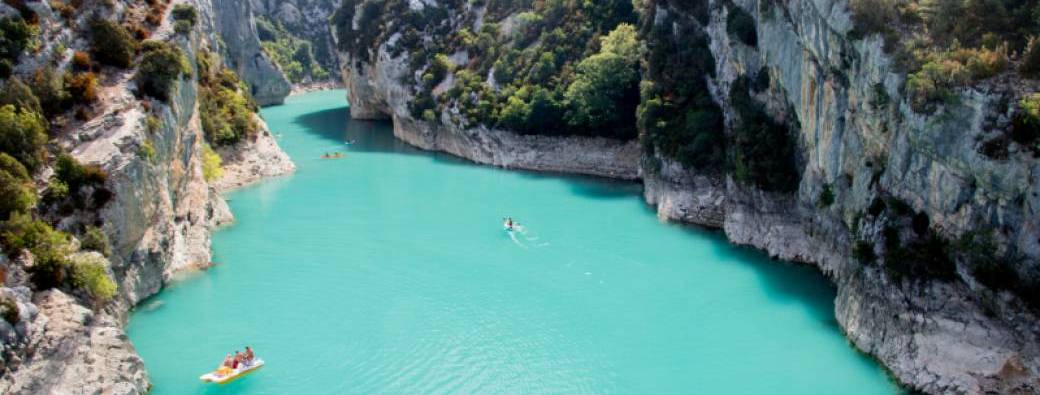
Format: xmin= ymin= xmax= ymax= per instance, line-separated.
xmin=199 ymin=359 xmax=265 ymax=384
xmin=321 ymin=153 xmax=345 ymax=159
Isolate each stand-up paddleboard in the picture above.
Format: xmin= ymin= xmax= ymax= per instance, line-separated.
xmin=200 ymin=359 xmax=265 ymax=384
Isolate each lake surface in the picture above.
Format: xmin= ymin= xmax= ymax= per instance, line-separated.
xmin=126 ymin=90 xmax=901 ymax=394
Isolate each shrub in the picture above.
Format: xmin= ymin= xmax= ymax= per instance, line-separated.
xmin=69 ymin=253 xmax=117 ymax=302
xmin=0 ymin=16 xmax=33 ymax=78
xmin=1021 ymin=37 xmax=1040 ymax=78
xmin=199 ymin=52 xmax=259 ymax=145
xmin=71 ymin=51 xmax=92 ymax=71
xmin=89 ymin=19 xmax=137 ymax=68
xmin=728 ymin=77 xmax=800 ymax=192
xmin=138 ymin=140 xmax=156 ymax=160
xmin=852 ymin=240 xmax=876 ymax=264
xmin=80 ymin=226 xmax=111 ymax=257
xmin=0 ymin=77 xmax=42 ymax=115
xmin=171 ymin=4 xmax=198 ymax=26
xmin=0 ymin=104 xmax=47 ymax=171
xmin=0 ymin=297 xmax=18 ymax=324
xmin=1011 ymin=93 xmax=1040 ymax=153
xmin=727 ymin=5 xmax=757 ymax=47
xmin=146 ymin=115 xmax=161 ymax=133
xmin=1 ymin=213 xmax=74 ymax=289
xmin=819 ymin=184 xmax=835 ymax=207
xmin=135 ymin=41 xmax=190 ymax=100
xmin=0 ymin=159 xmax=35 ymax=221
xmin=30 ymin=66 xmax=71 ymax=116
xmin=563 ymin=24 xmax=642 ymax=138
xmin=54 ymin=153 xmax=107 ymax=194
xmin=66 ymin=72 xmax=98 ymax=104
xmin=202 ymin=144 xmax=223 ymax=182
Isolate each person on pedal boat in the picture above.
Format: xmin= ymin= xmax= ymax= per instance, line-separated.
xmin=243 ymin=346 xmax=255 ymax=365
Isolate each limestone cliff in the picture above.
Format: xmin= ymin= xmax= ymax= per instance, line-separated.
xmin=211 ymin=0 xmax=291 ymax=105
xmin=0 ymin=1 xmax=293 ymax=393
xmin=332 ymin=0 xmax=1040 ymax=393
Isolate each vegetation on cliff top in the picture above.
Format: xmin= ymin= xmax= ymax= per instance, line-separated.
xmin=257 ymin=16 xmax=329 ymax=83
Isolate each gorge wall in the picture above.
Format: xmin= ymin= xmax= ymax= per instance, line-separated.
xmin=332 ymin=0 xmax=1040 ymax=393
xmin=0 ymin=1 xmax=293 ymax=393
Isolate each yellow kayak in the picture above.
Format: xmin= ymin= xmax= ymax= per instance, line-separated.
xmin=199 ymin=359 xmax=264 ymax=384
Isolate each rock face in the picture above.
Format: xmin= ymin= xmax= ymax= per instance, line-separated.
xmin=333 ymin=0 xmax=1040 ymax=393
xmin=0 ymin=1 xmax=294 ymax=393
xmin=211 ymin=117 xmax=296 ymax=192
xmin=251 ymin=0 xmax=342 ymax=81
xmin=211 ymin=0 xmax=291 ymax=106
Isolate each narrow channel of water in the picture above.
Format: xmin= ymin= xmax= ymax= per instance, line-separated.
xmin=126 ymin=90 xmax=901 ymax=394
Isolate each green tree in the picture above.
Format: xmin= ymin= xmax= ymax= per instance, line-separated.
xmin=564 ymin=24 xmax=642 ymax=136
xmin=0 ymin=155 xmax=35 ymax=221
xmin=89 ymin=19 xmax=137 ymax=68
xmin=135 ymin=41 xmax=190 ymax=101
xmin=0 ymin=104 xmax=47 ymax=171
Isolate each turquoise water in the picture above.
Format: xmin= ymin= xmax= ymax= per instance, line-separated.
xmin=126 ymin=90 xmax=901 ymax=394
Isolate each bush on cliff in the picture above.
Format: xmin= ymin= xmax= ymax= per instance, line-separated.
xmin=89 ymin=19 xmax=137 ymax=68
xmin=728 ymin=77 xmax=800 ymax=192
xmin=0 ymin=153 xmax=35 ymax=221
xmin=1 ymin=213 xmax=74 ymax=289
xmin=135 ymin=41 xmax=190 ymax=101
xmin=0 ymin=16 xmax=33 ymax=78
xmin=198 ymin=51 xmax=259 ymax=146
xmin=726 ymin=5 xmax=757 ymax=47
xmin=0 ymin=104 xmax=47 ymax=172
xmin=69 ymin=253 xmax=117 ymax=302
xmin=79 ymin=225 xmax=111 ymax=257
xmin=202 ymin=144 xmax=223 ymax=182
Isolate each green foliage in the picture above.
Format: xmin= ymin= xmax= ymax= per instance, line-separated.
xmin=135 ymin=41 xmax=190 ymax=101
xmin=171 ymin=4 xmax=198 ymax=26
xmin=172 ymin=4 xmax=198 ymax=35
xmin=640 ymin=10 xmax=724 ymax=170
xmin=89 ymin=19 xmax=137 ymax=68
xmin=726 ymin=5 xmax=757 ymax=47
xmin=138 ymin=140 xmax=156 ymax=160
xmin=0 ymin=297 xmax=18 ymax=324
xmin=52 ymin=153 xmax=110 ymax=210
xmin=0 ymin=77 xmax=42 ymax=115
xmin=69 ymin=253 xmax=116 ymax=302
xmin=146 ymin=115 xmax=161 ymax=133
xmin=1 ymin=212 xmax=74 ymax=289
xmin=30 ymin=66 xmax=71 ymax=117
xmin=198 ymin=51 xmax=259 ymax=146
xmin=848 ymin=0 xmax=1034 ymax=113
xmin=819 ymin=184 xmax=835 ymax=207
xmin=0 ymin=153 xmax=35 ymax=221
xmin=80 ymin=226 xmax=111 ymax=257
xmin=852 ymin=240 xmax=876 ymax=264
xmin=563 ymin=24 xmax=642 ymax=138
xmin=0 ymin=104 xmax=47 ymax=172
xmin=906 ymin=46 xmax=1007 ymax=113
xmin=336 ymin=0 xmax=639 ymax=137
xmin=1021 ymin=37 xmax=1040 ymax=78
xmin=0 ymin=16 xmax=33 ymax=78
xmin=1011 ymin=93 xmax=1040 ymax=154
xmin=202 ymin=144 xmax=223 ymax=182
xmin=728 ymin=78 xmax=800 ymax=192
xmin=257 ymin=17 xmax=328 ymax=83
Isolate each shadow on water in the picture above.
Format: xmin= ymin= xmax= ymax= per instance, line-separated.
xmin=292 ymin=99 xmax=835 ymax=326
xmin=293 ymin=104 xmax=644 ymax=200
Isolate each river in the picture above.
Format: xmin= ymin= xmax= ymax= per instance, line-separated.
xmin=126 ymin=90 xmax=901 ymax=394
